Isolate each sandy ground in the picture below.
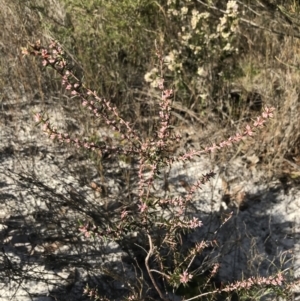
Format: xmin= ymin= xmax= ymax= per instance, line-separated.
xmin=1 ymin=95 xmax=300 ymax=300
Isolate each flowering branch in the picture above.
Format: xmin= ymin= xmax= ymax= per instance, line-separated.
xmin=22 ymin=40 xmax=141 ymax=147
xmin=174 ymin=106 xmax=275 ymax=162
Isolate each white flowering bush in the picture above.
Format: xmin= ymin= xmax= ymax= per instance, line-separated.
xmin=145 ymin=0 xmax=240 ymax=109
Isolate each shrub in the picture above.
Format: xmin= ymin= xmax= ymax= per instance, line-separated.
xmin=21 ymin=38 xmax=297 ymax=301
xmin=145 ymin=0 xmax=241 ymax=112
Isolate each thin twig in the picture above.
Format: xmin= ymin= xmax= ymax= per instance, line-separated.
xmin=145 ymin=234 xmax=169 ymax=301
xmin=184 ymin=289 xmax=219 ymax=301
xmin=149 ymin=269 xmax=170 ymax=279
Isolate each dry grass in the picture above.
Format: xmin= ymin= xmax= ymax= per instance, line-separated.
xmin=0 ymin=0 xmax=55 ymax=101
xmin=0 ymin=0 xmax=299 ymax=175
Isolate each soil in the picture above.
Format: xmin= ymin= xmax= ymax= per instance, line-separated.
xmin=1 ymin=95 xmax=300 ymax=301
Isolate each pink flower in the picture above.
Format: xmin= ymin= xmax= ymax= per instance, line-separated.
xmin=138 ymin=202 xmax=148 ymax=213
xmin=207 ymin=143 xmax=220 ymax=152
xmin=121 ymin=210 xmax=128 ymax=219
xmin=244 ymin=124 xmax=254 ymax=136
xmin=41 ymin=49 xmax=49 ymax=58
xmin=162 ymin=89 xmax=173 ymax=100
xmin=233 ymin=133 xmax=243 ymax=142
xmin=195 ymin=241 xmax=208 ymax=252
xmin=79 ymin=224 xmax=91 ymax=238
xmin=188 ymin=217 xmax=203 ymax=229
xmin=262 ymin=106 xmax=275 ymax=119
xmin=34 ymin=113 xmax=42 ymax=122
xmin=253 ymin=116 xmax=266 ymax=127
xmin=49 ymin=41 xmax=57 ymax=49
xmin=180 ymin=271 xmax=193 ymax=284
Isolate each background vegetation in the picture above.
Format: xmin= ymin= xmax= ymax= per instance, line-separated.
xmin=2 ymin=0 xmax=300 ymax=179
